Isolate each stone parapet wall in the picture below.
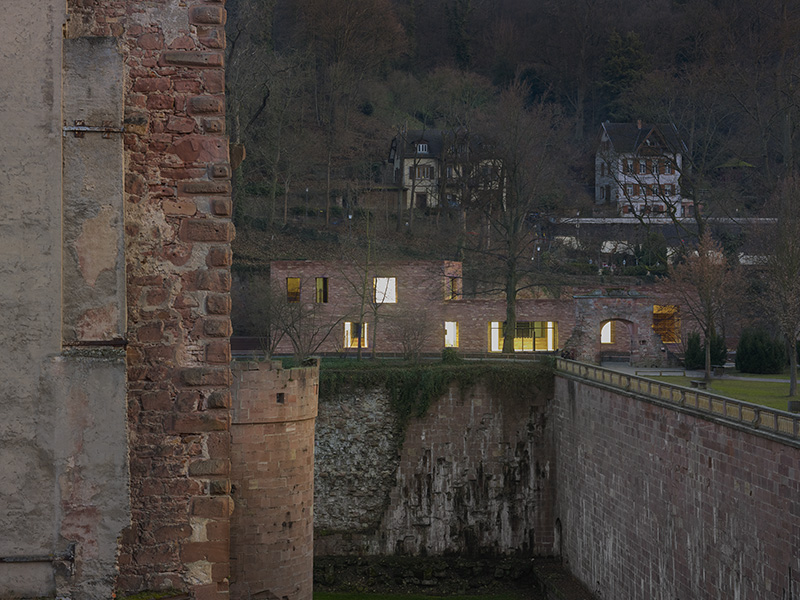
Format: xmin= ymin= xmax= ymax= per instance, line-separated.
xmin=230 ymin=361 xmax=319 ymax=600
xmin=553 ymin=376 xmax=800 ymax=599
xmin=314 ymin=379 xmax=555 ymax=557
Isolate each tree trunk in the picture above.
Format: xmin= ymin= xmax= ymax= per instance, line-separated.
xmin=502 ymin=261 xmax=517 ymax=354
xmin=789 ymin=334 xmax=798 ymax=397
xmin=704 ymin=334 xmax=712 ymax=381
xmin=326 ymin=148 xmax=332 ymax=225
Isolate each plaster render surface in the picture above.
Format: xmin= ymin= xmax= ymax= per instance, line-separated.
xmin=62 ymin=37 xmax=126 ymax=342
xmin=0 ymin=1 xmax=66 ymax=596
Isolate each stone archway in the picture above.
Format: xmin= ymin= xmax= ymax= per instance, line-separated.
xmin=568 ymin=291 xmax=667 ymax=367
xmin=599 ymin=318 xmax=635 ymax=364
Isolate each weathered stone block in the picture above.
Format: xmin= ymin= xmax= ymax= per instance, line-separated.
xmin=179 ymin=180 xmax=231 ymax=195
xmin=189 ymin=6 xmax=226 ymax=25
xmin=188 ymin=95 xmax=225 ymax=114
xmin=188 ymin=458 xmax=230 ymax=477
xmin=180 ymin=367 xmax=232 ymax=387
xmin=179 ymin=219 xmax=234 ymax=243
xmin=206 ymin=293 xmax=232 ymax=314
xmin=161 ymin=51 xmax=223 ymax=68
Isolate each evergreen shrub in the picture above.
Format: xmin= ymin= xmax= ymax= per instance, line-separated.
xmin=684 ymin=331 xmax=726 ymax=370
xmin=735 ymin=328 xmax=786 ymax=374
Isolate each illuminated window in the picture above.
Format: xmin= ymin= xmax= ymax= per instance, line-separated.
xmin=374 ymin=277 xmax=396 ymax=304
xmin=344 ymin=322 xmax=368 ymax=348
xmin=444 ymin=321 xmax=459 ymax=348
xmin=315 ymin=277 xmax=328 ymax=303
xmin=446 ymin=276 xmax=460 ymax=300
xmin=286 ymin=277 xmax=300 ymax=302
xmin=488 ymin=321 xmax=558 ymax=352
xmin=601 ymin=321 xmax=615 ymax=344
xmin=653 ymin=305 xmax=680 ymax=343
xmin=408 ymin=165 xmax=434 ymax=180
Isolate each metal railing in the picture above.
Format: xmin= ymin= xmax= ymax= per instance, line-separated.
xmin=556 ymin=358 xmax=800 ymax=446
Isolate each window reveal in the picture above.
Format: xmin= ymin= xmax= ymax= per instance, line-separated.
xmin=344 ymin=321 xmax=368 ymax=348
xmin=286 ymin=277 xmax=300 ymax=302
xmin=444 ymin=321 xmax=459 ymax=348
xmin=373 ymin=277 xmax=397 ymax=304
xmin=653 ymin=305 xmax=680 ymax=343
xmin=315 ymin=277 xmax=328 ymax=303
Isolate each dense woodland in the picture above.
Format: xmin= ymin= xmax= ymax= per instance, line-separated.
xmin=226 ymin=0 xmax=800 ymax=363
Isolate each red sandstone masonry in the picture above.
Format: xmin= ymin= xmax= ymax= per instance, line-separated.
xmin=230 ymin=361 xmax=319 ymax=600
xmin=553 ymin=376 xmax=800 ymax=599
xmin=65 ymin=1 xmax=233 ymax=597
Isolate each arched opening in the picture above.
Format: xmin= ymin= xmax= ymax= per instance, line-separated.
xmin=599 ymin=318 xmax=634 ymax=363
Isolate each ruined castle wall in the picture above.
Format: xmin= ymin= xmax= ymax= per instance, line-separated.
xmin=230 ymin=361 xmax=318 ymax=600
xmin=314 ymin=381 xmax=555 ymax=557
xmin=552 ymin=376 xmax=800 ymax=599
xmin=64 ymin=1 xmax=234 ymax=597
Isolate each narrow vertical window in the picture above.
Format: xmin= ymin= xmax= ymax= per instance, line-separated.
xmin=444 ymin=321 xmax=459 ymax=348
xmin=286 ymin=277 xmax=300 ymax=302
xmin=601 ymin=321 xmax=615 ymax=344
xmin=315 ymin=277 xmax=328 ymax=303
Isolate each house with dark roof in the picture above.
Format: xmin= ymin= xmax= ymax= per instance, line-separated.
xmin=388 ymin=128 xmax=501 ymax=210
xmin=595 ymin=121 xmax=693 ymax=218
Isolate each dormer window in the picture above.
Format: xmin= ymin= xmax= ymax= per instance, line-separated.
xmin=416 ymin=142 xmax=428 ymax=154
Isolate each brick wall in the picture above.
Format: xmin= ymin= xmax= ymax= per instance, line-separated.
xmin=266 ymin=260 xmax=668 ymax=364
xmin=230 ymin=361 xmax=318 ymax=600
xmin=552 ymin=376 xmax=800 ymax=599
xmin=65 ymin=1 xmax=233 ymax=596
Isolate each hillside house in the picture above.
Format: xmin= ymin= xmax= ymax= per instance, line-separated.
xmin=388 ymin=129 xmax=502 ymax=210
xmin=595 ymin=121 xmax=693 ymax=218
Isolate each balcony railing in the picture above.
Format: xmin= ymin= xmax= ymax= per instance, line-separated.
xmin=556 ymin=358 xmax=800 ymax=447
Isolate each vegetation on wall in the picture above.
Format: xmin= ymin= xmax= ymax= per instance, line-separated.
xmin=319 ymin=358 xmax=554 ymax=426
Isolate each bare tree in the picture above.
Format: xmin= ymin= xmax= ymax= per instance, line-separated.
xmin=760 ymin=175 xmax=800 ymax=396
xmin=469 ymin=80 xmax=569 ymax=353
xmin=662 ymin=231 xmax=739 ymax=380
xmin=386 ymin=308 xmax=434 ymax=362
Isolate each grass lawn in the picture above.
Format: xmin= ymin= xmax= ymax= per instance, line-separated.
xmin=314 ymin=594 xmax=525 ymax=600
xmin=649 ymin=374 xmax=796 ymax=411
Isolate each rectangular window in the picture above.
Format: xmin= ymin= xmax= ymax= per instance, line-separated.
xmin=374 ymin=277 xmax=397 ymax=304
xmin=344 ymin=321 xmax=368 ymax=348
xmin=444 ymin=321 xmax=459 ymax=348
xmin=653 ymin=305 xmax=680 ymax=343
xmin=626 ymin=159 xmax=634 ymax=174
xmin=639 ymin=160 xmax=647 ymax=174
xmin=315 ymin=277 xmax=328 ymax=303
xmin=446 ymin=276 xmax=460 ymax=300
xmin=409 ymin=165 xmax=434 ymax=180
xmin=286 ymin=277 xmax=300 ymax=302
xmin=416 ymin=142 xmax=429 ymax=153
xmin=488 ymin=321 xmax=558 ymax=352
xmin=626 ymin=183 xmax=634 ymax=196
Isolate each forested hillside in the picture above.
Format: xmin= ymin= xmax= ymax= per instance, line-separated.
xmin=225 ymin=0 xmax=800 ymax=269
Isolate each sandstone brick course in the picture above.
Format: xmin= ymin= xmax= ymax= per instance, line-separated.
xmin=231 ymin=361 xmax=318 ymax=600
xmin=553 ymin=376 xmax=800 ymax=599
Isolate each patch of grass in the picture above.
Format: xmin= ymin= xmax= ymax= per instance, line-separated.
xmin=314 ymin=594 xmax=525 ymax=600
xmin=649 ymin=375 xmax=795 ymax=411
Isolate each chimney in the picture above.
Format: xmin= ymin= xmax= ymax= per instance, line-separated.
xmin=637 ymin=119 xmax=642 ymax=130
